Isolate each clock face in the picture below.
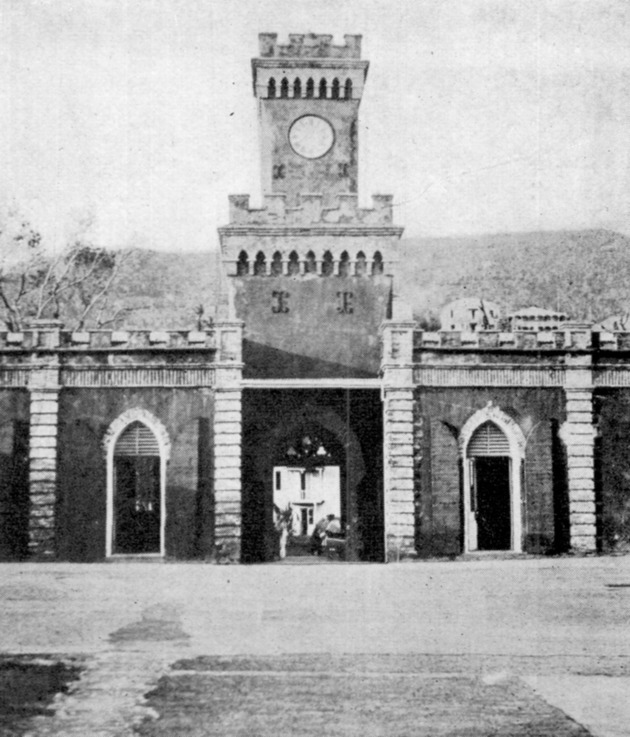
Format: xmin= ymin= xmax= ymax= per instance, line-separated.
xmin=289 ymin=115 xmax=335 ymax=159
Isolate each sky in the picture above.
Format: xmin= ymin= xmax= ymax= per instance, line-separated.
xmin=1 ymin=0 xmax=630 ymax=252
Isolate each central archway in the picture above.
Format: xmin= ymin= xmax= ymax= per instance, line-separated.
xmin=241 ymin=389 xmax=383 ymax=563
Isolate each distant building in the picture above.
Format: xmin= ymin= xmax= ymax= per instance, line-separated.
xmin=508 ymin=307 xmax=569 ymax=331
xmin=440 ymin=298 xmax=501 ymax=332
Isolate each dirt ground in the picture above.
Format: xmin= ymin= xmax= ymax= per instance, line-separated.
xmin=0 ymin=555 xmax=628 ymax=736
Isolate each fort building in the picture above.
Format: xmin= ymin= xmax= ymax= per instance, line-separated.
xmin=1 ymin=34 xmax=629 ymax=563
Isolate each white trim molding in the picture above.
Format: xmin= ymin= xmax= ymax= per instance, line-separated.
xmin=459 ymin=403 xmax=525 ymax=553
xmin=103 ymin=408 xmax=170 ymax=558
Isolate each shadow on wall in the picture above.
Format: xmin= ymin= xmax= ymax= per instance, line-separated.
xmin=0 ymin=420 xmax=29 ymax=560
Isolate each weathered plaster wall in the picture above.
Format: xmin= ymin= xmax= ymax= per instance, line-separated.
xmin=235 ymin=274 xmax=390 ymax=378
xmin=56 ymin=388 xmax=215 ymax=561
xmin=413 ymin=387 xmax=567 ymax=557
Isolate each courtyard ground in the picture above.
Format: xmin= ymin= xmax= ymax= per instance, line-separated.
xmin=0 ymin=555 xmax=628 ymax=735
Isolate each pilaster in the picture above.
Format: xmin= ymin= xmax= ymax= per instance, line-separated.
xmin=381 ymin=315 xmax=417 ymax=561
xmin=27 ymin=364 xmax=60 ymax=558
xmin=561 ymin=358 xmax=597 ymax=551
xmin=213 ymin=321 xmax=244 ymax=562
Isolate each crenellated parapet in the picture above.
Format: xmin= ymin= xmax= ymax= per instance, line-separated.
xmin=227 ymin=193 xmax=394 ymax=226
xmin=258 ymin=33 xmax=362 ymax=59
xmin=413 ymin=328 xmax=630 ymax=352
xmin=0 ymin=323 xmax=244 ymax=380
xmin=252 ymin=34 xmax=369 ymax=99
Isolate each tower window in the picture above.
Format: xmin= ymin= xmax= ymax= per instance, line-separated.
xmin=237 ymin=251 xmax=249 ymax=276
xmin=355 ymin=251 xmax=367 ymax=276
xmin=271 ymin=251 xmax=282 ymax=276
xmin=304 ymin=251 xmax=317 ymax=274
xmin=372 ymin=251 xmax=384 ymax=275
xmin=344 ymin=78 xmax=353 ymax=99
xmin=322 ymin=251 xmax=334 ymax=277
xmin=280 ymin=77 xmax=289 ymax=98
xmin=254 ymin=251 xmax=266 ymax=276
xmin=338 ymin=251 xmax=349 ymax=277
xmin=293 ymin=77 xmax=302 ymax=98
xmin=287 ymin=251 xmax=300 ymax=276
xmin=319 ymin=78 xmax=327 ymax=99
xmin=331 ymin=78 xmax=340 ymax=100
xmin=306 ymin=77 xmax=314 ymax=98
xmin=267 ymin=78 xmax=276 ymax=98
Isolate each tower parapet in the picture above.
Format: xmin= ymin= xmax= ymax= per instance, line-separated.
xmin=227 ymin=193 xmax=396 ymax=227
xmin=258 ymin=33 xmax=362 ymax=59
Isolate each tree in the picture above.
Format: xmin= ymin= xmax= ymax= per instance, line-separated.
xmin=0 ymin=210 xmax=132 ymax=331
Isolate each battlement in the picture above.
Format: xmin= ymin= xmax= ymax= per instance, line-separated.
xmin=413 ymin=329 xmax=630 ymax=351
xmin=258 ymin=33 xmax=362 ymax=59
xmin=0 ymin=328 xmax=227 ymax=353
xmin=227 ymin=193 xmax=394 ymax=226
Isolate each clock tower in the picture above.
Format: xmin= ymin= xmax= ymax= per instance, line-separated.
xmin=253 ymin=33 xmax=368 ymax=207
xmin=218 ymin=33 xmax=403 ymax=379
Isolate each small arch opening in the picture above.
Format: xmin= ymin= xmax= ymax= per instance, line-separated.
xmin=355 ymin=251 xmax=367 ymax=276
xmin=267 ymin=78 xmax=276 ymax=98
xmin=237 ymin=251 xmax=249 ymax=276
xmin=372 ymin=251 xmax=384 ymax=275
xmin=306 ymin=77 xmax=314 ymax=98
xmin=271 ymin=251 xmax=283 ymax=276
xmin=319 ymin=78 xmax=327 ymax=99
xmin=304 ymin=251 xmax=317 ymax=274
xmin=344 ymin=78 xmax=353 ymax=99
xmin=280 ymin=77 xmax=289 ymax=98
xmin=254 ymin=251 xmax=267 ymax=276
xmin=331 ymin=78 xmax=340 ymax=100
xmin=287 ymin=251 xmax=300 ymax=276
xmin=322 ymin=251 xmax=334 ymax=277
xmin=293 ymin=77 xmax=302 ymax=98
xmin=338 ymin=251 xmax=350 ymax=277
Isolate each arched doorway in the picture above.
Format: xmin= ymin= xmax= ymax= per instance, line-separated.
xmin=104 ymin=410 xmax=170 ymax=557
xmin=460 ymin=405 xmax=524 ymax=552
xmin=272 ymin=424 xmax=345 ymax=555
xmin=241 ymin=389 xmax=383 ymax=563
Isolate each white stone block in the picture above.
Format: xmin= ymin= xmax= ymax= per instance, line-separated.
xmin=569 ymin=502 xmax=596 ymax=514
xmin=30 ymin=436 xmax=57 ymax=449
xmin=213 ymin=433 xmax=242 ymax=447
xmin=214 ymin=455 xmax=241 ymax=468
xmin=149 ymin=331 xmax=169 ymax=344
xmin=6 ymin=332 xmax=24 ymax=344
xmin=213 ymin=422 xmax=241 ymax=436
xmin=187 ymin=331 xmax=207 ymax=343
xmin=71 ymin=331 xmax=90 ymax=344
xmin=111 ymin=331 xmax=129 ymax=344
xmin=214 ymin=467 xmax=241 ymax=480
xmin=568 ymin=468 xmax=594 ymax=481
xmin=214 ymin=479 xmax=242 ymax=491
xmin=29 ymin=447 xmax=57 ymax=459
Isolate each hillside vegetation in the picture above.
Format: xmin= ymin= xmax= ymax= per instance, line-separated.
xmin=398 ymin=229 xmax=630 ymax=325
xmin=106 ymin=230 xmax=630 ymax=328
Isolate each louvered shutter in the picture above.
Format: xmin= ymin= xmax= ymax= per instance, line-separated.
xmin=467 ymin=421 xmax=510 ymax=457
xmin=114 ymin=422 xmax=160 ymax=456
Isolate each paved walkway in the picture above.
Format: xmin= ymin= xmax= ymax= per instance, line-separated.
xmin=0 ymin=555 xmax=628 ymax=735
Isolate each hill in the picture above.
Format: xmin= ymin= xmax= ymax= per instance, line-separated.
xmin=108 ymin=229 xmax=630 ymax=328
xmin=398 ymin=229 xmax=630 ymax=325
